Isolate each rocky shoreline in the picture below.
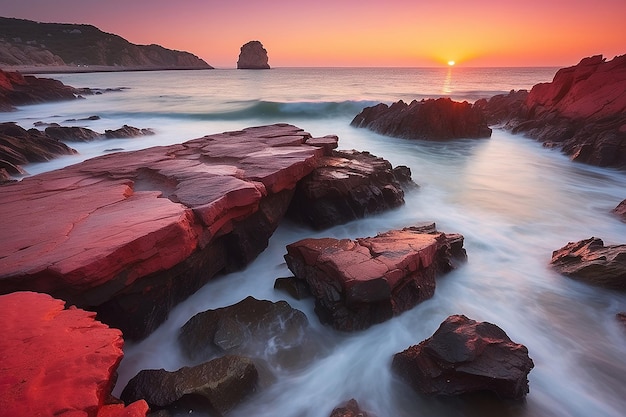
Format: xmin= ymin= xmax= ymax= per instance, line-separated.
xmin=1 ymin=56 xmax=625 ymax=416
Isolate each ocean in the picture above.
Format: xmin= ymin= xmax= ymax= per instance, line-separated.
xmin=3 ymin=67 xmax=626 ymax=417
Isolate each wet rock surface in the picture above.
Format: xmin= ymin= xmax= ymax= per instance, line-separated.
xmin=0 ymin=291 xmax=148 ymax=417
xmin=120 ymin=355 xmax=258 ymax=415
xmin=284 ymin=223 xmax=466 ymax=331
xmin=392 ymin=314 xmax=534 ymax=400
xmin=287 ymin=149 xmax=416 ymax=229
xmin=329 ymin=399 xmax=372 ymax=417
xmin=0 ymin=124 xmax=331 ymax=339
xmin=351 ymin=97 xmax=492 ymax=140
xmin=550 ymin=237 xmax=626 ymax=290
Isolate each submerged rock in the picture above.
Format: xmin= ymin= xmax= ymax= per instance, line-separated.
xmin=237 ymin=40 xmax=270 ymax=69
xmin=351 ymin=97 xmax=492 ymax=140
xmin=0 ymin=291 xmax=148 ymax=416
xmin=284 ymin=223 xmax=466 ymax=331
xmin=179 ymin=296 xmax=312 ymax=365
xmin=287 ymin=149 xmax=416 ymax=229
xmin=121 ymin=355 xmax=258 ymax=415
xmin=0 ymin=124 xmax=334 ymax=339
xmin=392 ymin=314 xmax=534 ymax=400
xmin=550 ymin=237 xmax=626 ymax=290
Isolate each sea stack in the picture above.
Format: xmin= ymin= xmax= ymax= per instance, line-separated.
xmin=237 ymin=40 xmax=270 ymax=69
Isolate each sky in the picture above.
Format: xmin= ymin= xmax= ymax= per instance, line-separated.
xmin=2 ymin=0 xmax=625 ymax=68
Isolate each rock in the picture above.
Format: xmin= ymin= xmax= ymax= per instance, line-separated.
xmin=120 ymin=355 xmax=258 ymax=415
xmin=618 ymin=312 xmax=626 ymax=328
xmin=0 ymin=124 xmax=335 ymax=339
xmin=329 ymin=399 xmax=371 ymax=417
xmin=392 ymin=314 xmax=534 ymax=400
xmin=0 ymin=291 xmax=148 ymax=417
xmin=481 ymin=54 xmax=626 ymax=167
xmin=104 ymin=125 xmax=155 ymax=139
xmin=237 ymin=40 xmax=270 ymax=69
xmin=550 ymin=237 xmax=626 ymax=290
xmin=351 ymin=98 xmax=492 ymax=140
xmin=0 ymin=68 xmax=83 ymax=111
xmin=284 ymin=223 xmax=466 ymax=331
xmin=613 ymin=199 xmax=626 ymax=221
xmin=474 ymin=89 xmax=529 ymax=126
xmin=179 ymin=296 xmax=311 ymax=363
xmin=287 ymin=149 xmax=416 ymax=230
xmin=0 ymin=122 xmax=77 ymax=173
xmin=274 ymin=276 xmax=312 ymax=300
xmin=45 ymin=125 xmax=103 ymax=141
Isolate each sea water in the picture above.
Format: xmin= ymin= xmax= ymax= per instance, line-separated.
xmin=2 ymin=67 xmax=626 ymax=417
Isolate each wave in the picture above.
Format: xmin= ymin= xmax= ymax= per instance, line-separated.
xmin=106 ymin=100 xmax=382 ymax=122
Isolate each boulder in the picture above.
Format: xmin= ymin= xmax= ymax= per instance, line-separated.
xmin=237 ymin=40 xmax=270 ymax=69
xmin=45 ymin=125 xmax=103 ymax=142
xmin=284 ymin=223 xmax=466 ymax=331
xmin=287 ymin=149 xmax=416 ymax=229
xmin=613 ymin=199 xmax=626 ymax=221
xmin=0 ymin=124 xmax=335 ymax=339
xmin=120 ymin=355 xmax=258 ymax=415
xmin=179 ymin=296 xmax=312 ymax=364
xmin=0 ymin=68 xmax=85 ymax=111
xmin=104 ymin=125 xmax=155 ymax=139
xmin=392 ymin=314 xmax=534 ymax=400
xmin=329 ymin=399 xmax=371 ymax=417
xmin=480 ymin=54 xmax=626 ymax=167
xmin=351 ymin=98 xmax=492 ymax=140
xmin=550 ymin=237 xmax=626 ymax=290
xmin=618 ymin=312 xmax=626 ymax=328
xmin=0 ymin=291 xmax=148 ymax=417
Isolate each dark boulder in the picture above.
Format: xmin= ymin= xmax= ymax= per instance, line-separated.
xmin=45 ymin=125 xmax=102 ymax=142
xmin=329 ymin=399 xmax=372 ymax=417
xmin=237 ymin=40 xmax=270 ymax=69
xmin=550 ymin=237 xmax=626 ymax=290
xmin=104 ymin=124 xmax=155 ymax=139
xmin=179 ymin=296 xmax=312 ymax=364
xmin=392 ymin=315 xmax=534 ymax=400
xmin=351 ymin=98 xmax=492 ymax=140
xmin=120 ymin=355 xmax=258 ymax=415
xmin=284 ymin=223 xmax=466 ymax=331
xmin=287 ymin=149 xmax=416 ymax=230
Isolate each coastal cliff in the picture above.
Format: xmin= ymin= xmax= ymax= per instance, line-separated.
xmin=0 ymin=17 xmax=212 ymax=70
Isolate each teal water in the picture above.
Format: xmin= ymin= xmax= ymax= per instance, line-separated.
xmin=2 ymin=67 xmax=625 ymax=417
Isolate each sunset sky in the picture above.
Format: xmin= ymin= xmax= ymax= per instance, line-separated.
xmin=2 ymin=0 xmax=625 ymax=68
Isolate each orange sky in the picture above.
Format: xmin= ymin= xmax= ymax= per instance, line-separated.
xmin=2 ymin=0 xmax=625 ymax=68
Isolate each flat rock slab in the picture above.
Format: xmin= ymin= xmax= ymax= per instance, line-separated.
xmin=0 ymin=124 xmax=332 ymax=338
xmin=284 ymin=224 xmax=466 ymax=331
xmin=392 ymin=314 xmax=534 ymax=400
xmin=550 ymin=237 xmax=626 ymax=290
xmin=0 ymin=291 xmax=148 ymax=417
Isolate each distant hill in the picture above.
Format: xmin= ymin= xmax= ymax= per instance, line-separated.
xmin=0 ymin=17 xmax=212 ymax=70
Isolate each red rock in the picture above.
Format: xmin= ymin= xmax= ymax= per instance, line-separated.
xmin=0 ymin=291 xmax=148 ymax=417
xmin=0 ymin=124 xmax=335 ymax=339
xmin=613 ymin=199 xmax=626 ymax=221
xmin=284 ymin=224 xmax=466 ymax=331
xmin=329 ymin=399 xmax=370 ymax=417
xmin=392 ymin=314 xmax=534 ymax=400
xmin=550 ymin=237 xmax=626 ymax=290
xmin=237 ymin=40 xmax=270 ymax=69
xmin=0 ymin=69 xmax=83 ymax=111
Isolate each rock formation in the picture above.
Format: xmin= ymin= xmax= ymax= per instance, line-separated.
xmin=351 ymin=97 xmax=492 ymax=140
xmin=0 ymin=124 xmax=336 ymax=339
xmin=392 ymin=314 xmax=534 ymax=400
xmin=476 ymin=55 xmax=626 ymax=167
xmin=287 ymin=149 xmax=415 ymax=229
xmin=179 ymin=296 xmax=314 ymax=365
xmin=120 ymin=355 xmax=258 ymax=415
xmin=613 ymin=199 xmax=626 ymax=221
xmin=237 ymin=40 xmax=270 ymax=69
xmin=0 ymin=16 xmax=212 ymax=69
xmin=550 ymin=237 xmax=626 ymax=290
xmin=284 ymin=223 xmax=466 ymax=331
xmin=0 ymin=122 xmax=77 ymax=179
xmin=0 ymin=291 xmax=148 ymax=417
xmin=0 ymin=68 xmax=86 ymax=110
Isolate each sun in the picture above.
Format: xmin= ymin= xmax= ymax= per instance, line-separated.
xmin=447 ymin=60 xmax=456 ymax=66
